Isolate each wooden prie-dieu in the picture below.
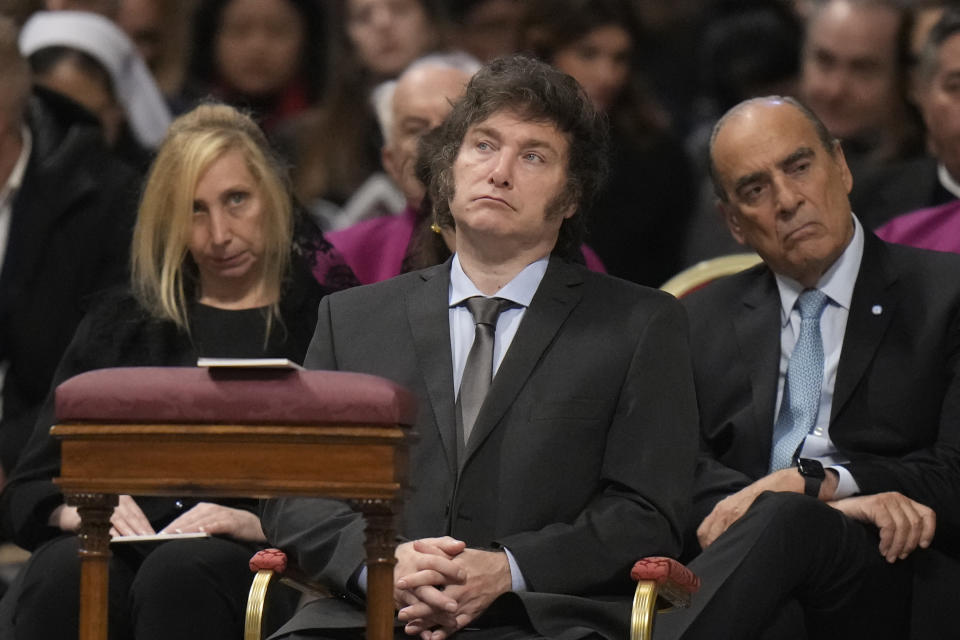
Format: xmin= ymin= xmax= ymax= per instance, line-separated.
xmin=51 ymin=366 xmax=416 ymax=640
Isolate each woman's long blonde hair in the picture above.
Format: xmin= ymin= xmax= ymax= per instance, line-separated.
xmin=131 ymin=103 xmax=293 ymax=331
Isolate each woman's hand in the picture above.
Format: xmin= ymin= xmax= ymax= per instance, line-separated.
xmin=47 ymin=495 xmax=155 ymax=536
xmin=110 ymin=495 xmax=155 ymax=537
xmin=160 ymin=502 xmax=266 ymax=542
xmin=48 ymin=504 xmax=81 ymax=532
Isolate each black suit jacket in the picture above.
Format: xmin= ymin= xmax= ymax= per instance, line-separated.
xmin=683 ymin=230 xmax=960 ymax=547
xmin=261 ymin=257 xmax=698 ymax=639
xmin=848 ymin=154 xmax=955 ymax=230
xmin=0 ymin=88 xmax=139 ymax=472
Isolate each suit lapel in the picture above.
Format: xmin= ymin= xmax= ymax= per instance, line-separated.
xmin=461 ymin=258 xmax=584 ymax=466
xmin=733 ymin=268 xmax=782 ymax=456
xmin=832 ymin=233 xmax=897 ymax=420
xmin=406 ymin=262 xmax=459 ymax=474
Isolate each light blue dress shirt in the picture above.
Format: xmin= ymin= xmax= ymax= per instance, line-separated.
xmin=773 ymin=215 xmax=864 ymax=498
xmin=448 ymin=253 xmax=548 ymax=592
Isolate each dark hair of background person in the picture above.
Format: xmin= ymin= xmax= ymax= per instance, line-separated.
xmin=185 ymin=0 xmax=329 ymax=106
xmin=916 ymin=4 xmax=960 ymax=84
xmin=886 ymin=0 xmax=925 ymax=159
xmin=330 ymin=0 xmax=449 ymax=67
xmin=0 ymin=0 xmax=42 ymax=25
xmin=28 ymin=46 xmax=113 ymax=94
xmin=1 ymin=0 xmax=120 ymax=20
xmin=426 ymin=54 xmax=609 ymax=262
xmin=698 ymin=0 xmax=802 ymax=115
xmin=321 ymin=0 xmax=450 ymax=110
xmin=0 ymin=18 xmax=32 ymax=121
xmin=401 ymin=124 xmax=450 ymax=272
xmin=518 ymin=0 xmax=696 ymax=286
xmin=521 ymin=0 xmax=668 ymax=146
xmin=115 ymin=0 xmax=195 ymax=97
xmin=0 ymin=11 xmax=31 ymax=100
xmin=290 ymin=0 xmax=448 ymax=208
xmin=441 ymin=0 xmax=527 ymax=62
xmin=892 ymin=0 xmax=921 ymax=77
xmin=26 ymin=45 xmax=154 ymax=173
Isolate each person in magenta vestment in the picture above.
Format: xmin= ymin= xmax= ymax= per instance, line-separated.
xmin=876 ymin=199 xmax=960 ymax=253
xmin=875 ymin=10 xmax=960 ymax=256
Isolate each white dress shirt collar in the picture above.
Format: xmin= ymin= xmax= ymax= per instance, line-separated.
xmin=775 ymin=214 xmax=864 ymax=325
xmin=2 ymin=124 xmax=31 ymax=196
xmin=938 ymin=163 xmax=960 ymax=200
xmin=449 ymin=253 xmax=548 ymax=308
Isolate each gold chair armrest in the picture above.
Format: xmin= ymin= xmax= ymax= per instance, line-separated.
xmin=244 ymin=550 xmax=334 ymax=640
xmin=245 ymin=569 xmax=278 ymax=640
xmin=629 ymin=556 xmax=701 ymax=640
xmin=631 ymin=579 xmax=658 ymax=640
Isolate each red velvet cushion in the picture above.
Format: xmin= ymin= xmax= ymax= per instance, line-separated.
xmin=249 ymin=548 xmax=288 ymax=573
xmin=55 ymin=367 xmax=417 ymax=426
xmin=630 ymin=556 xmax=700 ymax=594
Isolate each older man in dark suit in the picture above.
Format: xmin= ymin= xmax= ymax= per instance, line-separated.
xmin=260 ymin=55 xmax=698 ymax=640
xmin=655 ymin=96 xmax=960 ymax=639
xmin=0 ymin=17 xmax=137 ymax=484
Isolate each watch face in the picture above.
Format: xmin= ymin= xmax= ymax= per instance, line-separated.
xmin=798 ymin=458 xmax=826 ymax=479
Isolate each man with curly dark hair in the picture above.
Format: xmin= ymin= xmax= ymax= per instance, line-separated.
xmin=261 ymin=55 xmax=698 ymax=640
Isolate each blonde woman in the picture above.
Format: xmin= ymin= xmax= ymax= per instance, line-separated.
xmin=0 ymin=103 xmax=355 ymax=640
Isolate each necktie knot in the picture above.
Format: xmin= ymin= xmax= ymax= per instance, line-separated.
xmin=797 ymin=289 xmax=828 ymax=320
xmin=465 ymin=296 xmax=514 ymax=327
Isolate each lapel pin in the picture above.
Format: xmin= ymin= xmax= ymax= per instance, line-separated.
xmin=871 ymin=304 xmax=883 ymax=316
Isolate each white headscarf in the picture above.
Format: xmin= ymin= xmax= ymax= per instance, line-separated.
xmin=19 ymin=10 xmax=172 ymax=148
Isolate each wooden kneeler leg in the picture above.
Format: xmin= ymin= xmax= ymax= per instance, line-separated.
xmin=245 ymin=569 xmax=277 ymax=640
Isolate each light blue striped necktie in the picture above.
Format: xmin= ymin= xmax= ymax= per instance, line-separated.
xmin=770 ymin=288 xmax=829 ymax=472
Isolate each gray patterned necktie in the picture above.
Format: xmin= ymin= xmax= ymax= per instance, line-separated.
xmin=770 ymin=288 xmax=829 ymax=472
xmin=457 ymin=296 xmax=514 ymax=446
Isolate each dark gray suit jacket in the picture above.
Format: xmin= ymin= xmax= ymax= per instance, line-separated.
xmin=262 ymin=257 xmax=699 ymax=639
xmin=683 ymin=230 xmax=960 ymax=549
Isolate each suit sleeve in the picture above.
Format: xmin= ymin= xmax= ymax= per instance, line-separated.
xmin=261 ymin=296 xmax=369 ymax=592
xmin=1 ymin=303 xmax=111 ymax=548
xmin=260 ymin=497 xmax=367 ymax=594
xmin=680 ymin=276 xmax=781 ymax=533
xmin=303 ymin=296 xmax=338 ymax=371
xmin=844 ymin=304 xmax=960 ymax=543
xmin=688 ymin=450 xmax=757 ymax=529
xmin=495 ymin=298 xmax=699 ymax=594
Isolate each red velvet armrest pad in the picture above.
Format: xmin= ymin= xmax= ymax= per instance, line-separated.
xmin=630 ymin=557 xmax=700 ymax=594
xmin=250 ymin=548 xmax=288 ymax=573
xmin=55 ymin=367 xmax=417 ymax=425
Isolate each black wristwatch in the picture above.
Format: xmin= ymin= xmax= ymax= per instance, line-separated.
xmin=797 ymin=458 xmax=826 ymax=497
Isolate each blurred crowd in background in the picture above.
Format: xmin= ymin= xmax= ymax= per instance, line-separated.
xmin=3 ymin=0 xmax=957 ymax=281
xmin=3 ymin=0 xmax=960 ymax=477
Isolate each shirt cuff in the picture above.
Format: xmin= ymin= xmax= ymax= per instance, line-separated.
xmin=829 ymin=465 xmax=860 ymax=499
xmin=503 ymin=547 xmax=527 ymax=592
xmin=356 ymin=565 xmax=368 ymax=595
